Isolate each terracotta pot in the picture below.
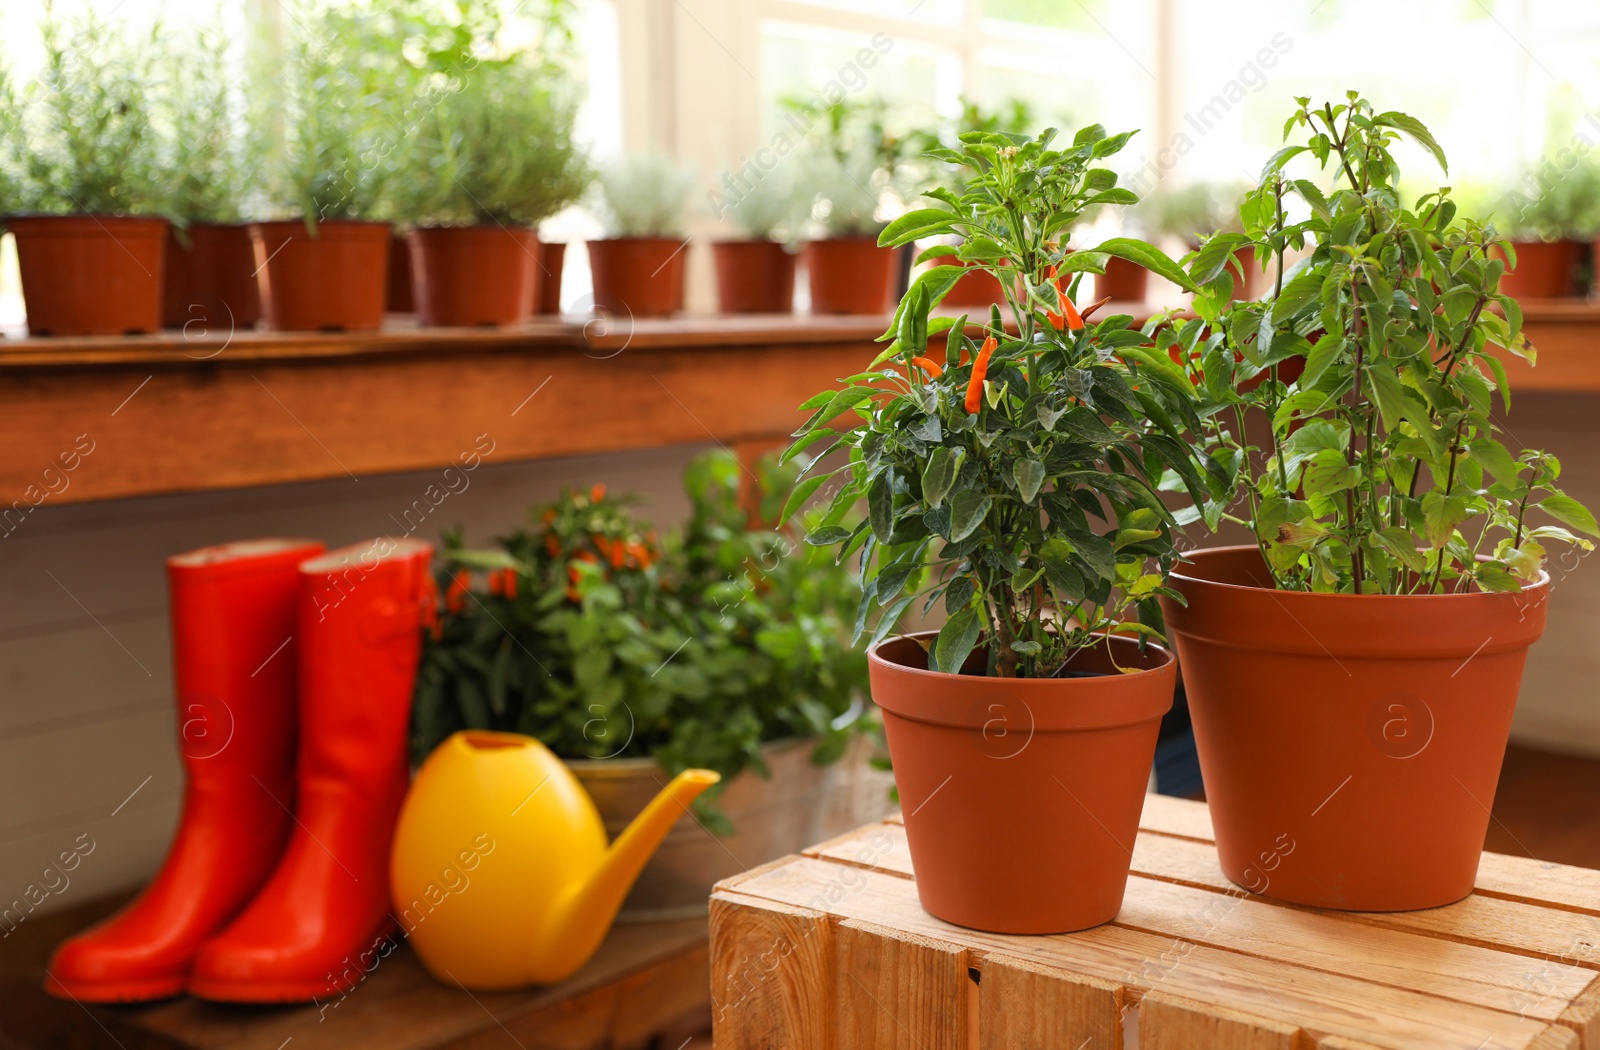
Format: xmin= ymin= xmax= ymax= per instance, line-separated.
xmin=1161 ymin=545 xmax=1549 ymax=911
xmin=712 ymin=240 xmax=796 ymax=314
xmin=586 ymin=237 xmax=686 ymax=319
xmin=163 ymin=223 xmax=261 ymax=331
xmin=386 ymin=233 xmax=414 ymax=313
xmin=10 ymin=215 xmax=167 ymax=336
xmin=408 ymin=225 xmax=540 ymax=327
xmin=1095 ymin=255 xmax=1150 ymax=303
xmin=928 ymin=253 xmax=1008 ymax=308
xmin=805 ymin=238 xmax=897 ymax=315
xmin=248 ymin=219 xmax=391 ymax=332
xmin=868 ymin=632 xmax=1174 ymax=934
xmin=1495 ymin=239 xmax=1584 ymax=299
xmin=538 ymin=242 xmax=566 ymax=315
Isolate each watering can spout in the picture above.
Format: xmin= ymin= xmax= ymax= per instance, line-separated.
xmin=525 ymin=768 xmax=720 ymax=984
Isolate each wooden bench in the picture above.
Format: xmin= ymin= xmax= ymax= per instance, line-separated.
xmin=709 ymin=795 xmax=1600 ymax=1049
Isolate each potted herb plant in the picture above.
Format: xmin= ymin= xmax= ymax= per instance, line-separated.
xmin=391 ymin=17 xmax=590 ymax=326
xmin=788 ymin=125 xmax=1215 ymax=934
xmin=714 ymin=169 xmax=801 ymax=314
xmin=1166 ymin=94 xmax=1599 ymax=912
xmin=588 ymin=154 xmax=694 ymax=319
xmin=4 ymin=8 xmax=167 ymax=336
xmin=158 ymin=22 xmax=260 ymax=332
xmin=799 ymin=147 xmax=898 ymax=314
xmin=1151 ymin=181 xmax=1267 ymax=300
xmin=249 ymin=4 xmax=400 ymax=331
xmin=1490 ymin=158 xmax=1600 ymax=299
xmin=412 ymin=451 xmax=877 ymax=916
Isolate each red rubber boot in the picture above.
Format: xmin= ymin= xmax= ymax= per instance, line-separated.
xmin=46 ymin=538 xmax=324 ymax=1003
xmin=188 ymin=537 xmax=432 ymax=1002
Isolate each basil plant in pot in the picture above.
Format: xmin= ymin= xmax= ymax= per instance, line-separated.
xmin=412 ymin=451 xmax=879 ymax=918
xmin=1166 ymin=94 xmax=1599 ymax=911
xmin=588 ymin=154 xmax=695 ymax=319
xmin=4 ymin=8 xmax=168 ymax=336
xmin=788 ymin=125 xmax=1221 ymax=934
xmin=391 ymin=13 xmax=591 ymax=326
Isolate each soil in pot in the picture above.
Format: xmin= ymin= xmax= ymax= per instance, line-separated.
xmin=805 ymin=238 xmax=898 ymax=315
xmin=869 ymin=632 xmax=1174 ymax=934
xmin=1094 ymin=254 xmax=1150 ymax=303
xmin=587 ymin=237 xmax=687 ymax=319
xmin=408 ymin=225 xmax=540 ymax=327
xmin=712 ymin=240 xmax=796 ymax=314
xmin=567 ymin=736 xmax=892 ymax=921
xmin=928 ymin=253 xmax=1008 ymax=308
xmin=249 ymin=219 xmax=391 ymax=332
xmin=1496 ymin=239 xmax=1585 ymax=299
xmin=1162 ymin=545 xmax=1549 ymax=911
xmin=538 ymin=242 xmax=566 ymax=315
xmin=163 ymin=223 xmax=261 ymax=331
xmin=11 ymin=215 xmax=168 ymax=336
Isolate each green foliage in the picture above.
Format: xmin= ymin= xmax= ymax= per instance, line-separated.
xmin=411 ymin=451 xmax=870 ymax=827
xmin=159 ymin=22 xmax=250 ymax=227
xmin=387 ymin=2 xmax=591 ymax=226
xmin=8 ymin=2 xmax=164 ymax=216
xmin=787 ymin=124 xmax=1223 ymax=679
xmin=1148 ymin=181 xmax=1248 ymax=242
xmin=786 ymin=96 xmax=922 ymax=238
xmin=724 ymin=165 xmax=806 ymax=242
xmin=1492 ymin=153 xmax=1600 ymax=241
xmin=596 ymin=154 xmax=694 ymax=237
xmin=1188 ymin=93 xmax=1598 ymax=595
xmin=798 ymin=147 xmax=887 ymax=237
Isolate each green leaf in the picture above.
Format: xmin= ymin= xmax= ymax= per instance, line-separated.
xmin=877 ymin=207 xmax=956 ymax=247
xmin=1375 ymin=110 xmax=1448 ymax=173
xmin=867 ymin=472 xmax=894 ymax=543
xmin=948 ymin=490 xmax=992 ymax=542
xmin=1537 ymin=494 xmax=1600 ymax=538
xmin=804 ymin=525 xmax=853 ymax=546
xmin=1421 ymin=492 xmax=1469 ymax=548
xmin=1091 ymin=237 xmax=1198 ymax=293
xmin=1013 ymin=459 xmax=1045 ymax=503
xmin=1367 ymin=365 xmax=1408 ymax=434
xmin=934 ymin=605 xmax=983 ymax=674
xmin=921 ymin=447 xmax=961 ymax=510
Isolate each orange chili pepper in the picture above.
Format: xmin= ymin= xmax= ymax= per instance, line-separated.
xmin=503 ymin=568 xmax=519 ymax=598
xmin=964 ymin=336 xmax=997 ymax=415
xmin=590 ymin=483 xmax=606 ymax=502
xmin=487 ymin=570 xmax=502 ymax=597
xmin=544 ymin=534 xmax=561 ymax=558
xmin=445 ymin=570 xmax=470 ymax=614
xmin=609 ymin=539 xmax=627 ymax=569
xmin=911 ymin=356 xmax=943 ymax=379
xmin=1055 ymin=282 xmax=1084 ymax=330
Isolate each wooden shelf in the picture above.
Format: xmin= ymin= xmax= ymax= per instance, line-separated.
xmin=1 ymin=301 xmax=1594 ymax=507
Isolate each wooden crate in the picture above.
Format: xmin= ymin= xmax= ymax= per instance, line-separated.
xmin=709 ymin=795 xmax=1600 ymax=1050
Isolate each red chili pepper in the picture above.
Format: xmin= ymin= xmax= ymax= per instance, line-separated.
xmin=445 ymin=571 xmax=470 ymax=614
xmin=501 ymin=568 xmax=519 ymax=599
xmin=590 ymin=483 xmax=606 ymax=503
xmin=964 ymin=336 xmax=997 ymax=415
xmin=544 ymin=534 xmax=561 ymax=558
xmin=487 ymin=570 xmax=502 ymax=597
xmin=911 ymin=356 xmax=943 ymax=379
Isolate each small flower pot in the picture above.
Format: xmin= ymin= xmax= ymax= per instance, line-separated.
xmin=927 ymin=253 xmax=1008 ymax=308
xmin=586 ymin=237 xmax=687 ymax=319
xmin=805 ymin=238 xmax=898 ymax=315
xmin=408 ymin=225 xmax=541 ymax=327
xmin=163 ymin=223 xmax=261 ymax=331
xmin=10 ymin=215 xmax=167 ymax=336
xmin=868 ymin=632 xmax=1174 ymax=934
xmin=1161 ymin=545 xmax=1550 ymax=911
xmin=386 ymin=233 xmax=415 ymax=313
xmin=712 ymin=239 xmax=796 ymax=314
xmin=1094 ymin=254 xmax=1150 ymax=303
xmin=248 ymin=219 xmax=392 ymax=332
xmin=538 ymin=242 xmax=567 ymax=315
xmin=1495 ymin=239 xmax=1585 ymax=299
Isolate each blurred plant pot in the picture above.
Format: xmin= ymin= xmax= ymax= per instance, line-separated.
xmin=10 ymin=215 xmax=167 ymax=336
xmin=386 ymin=232 xmax=414 ymax=313
xmin=1095 ymin=255 xmax=1150 ymax=303
xmin=163 ymin=223 xmax=260 ymax=331
xmin=408 ymin=225 xmax=540 ymax=327
xmin=928 ymin=253 xmax=1007 ymax=308
xmin=538 ymin=242 xmax=566 ymax=315
xmin=869 ymin=632 xmax=1173 ymax=934
xmin=1161 ymin=545 xmax=1549 ymax=912
xmin=587 ymin=237 xmax=686 ymax=319
xmin=1495 ymin=239 xmax=1584 ymax=299
xmin=249 ymin=219 xmax=391 ymax=332
xmin=712 ymin=239 xmax=796 ymax=314
xmin=806 ymin=238 xmax=898 ymax=315
xmin=567 ymin=735 xmax=892 ymax=921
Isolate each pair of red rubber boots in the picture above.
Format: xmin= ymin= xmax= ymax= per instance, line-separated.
xmin=46 ymin=536 xmax=433 ymax=1003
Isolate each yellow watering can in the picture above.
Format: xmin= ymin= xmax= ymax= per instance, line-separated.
xmin=389 ymin=730 xmax=719 ymax=989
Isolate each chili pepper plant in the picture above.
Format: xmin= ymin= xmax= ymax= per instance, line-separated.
xmin=785 ymin=124 xmax=1229 ymax=678
xmin=1183 ymin=93 xmax=1599 ymax=593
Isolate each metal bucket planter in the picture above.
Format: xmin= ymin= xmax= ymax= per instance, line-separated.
xmin=567 ymin=735 xmax=892 ymax=921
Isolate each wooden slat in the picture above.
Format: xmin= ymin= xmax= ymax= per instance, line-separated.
xmin=727 ymin=856 xmax=1555 ymax=1048
xmin=835 ymin=918 xmax=967 ymax=1050
xmin=1561 ymin=978 xmax=1600 ymax=1048
xmin=1139 ymin=992 xmax=1301 ymax=1050
xmin=709 ymin=893 xmax=834 ymax=1050
xmin=977 ymin=954 xmax=1120 ymax=1050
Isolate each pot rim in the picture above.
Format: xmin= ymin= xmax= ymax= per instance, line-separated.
xmin=1170 ymin=543 xmax=1551 ymax=601
xmin=246 ymin=218 xmax=393 ymax=234
xmin=805 ymin=235 xmax=889 ymax=246
xmin=587 ymin=235 xmax=688 ymax=246
xmin=5 ymin=213 xmax=171 ymax=232
xmin=408 ymin=222 xmax=539 ymax=235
